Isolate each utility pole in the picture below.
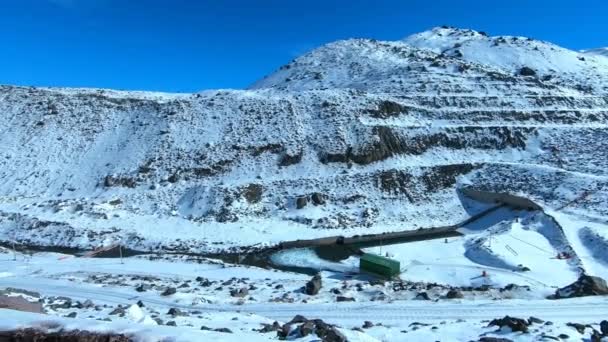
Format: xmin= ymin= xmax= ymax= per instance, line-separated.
xmin=119 ymin=242 xmax=123 ymax=265
xmin=12 ymin=241 xmax=16 ymax=261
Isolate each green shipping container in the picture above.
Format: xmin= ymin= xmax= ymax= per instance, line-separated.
xmin=359 ymin=253 xmax=400 ymax=278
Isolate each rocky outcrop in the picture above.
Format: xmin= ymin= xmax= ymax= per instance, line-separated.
xmin=551 ymin=275 xmax=608 ymax=299
xmin=488 ymin=316 xmax=530 ymax=333
xmin=0 ymin=329 xmax=131 ymax=341
xmin=275 ymin=315 xmax=347 ymax=342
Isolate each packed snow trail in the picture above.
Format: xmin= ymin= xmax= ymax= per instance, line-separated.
xmin=1 ymin=276 xmax=608 ymax=324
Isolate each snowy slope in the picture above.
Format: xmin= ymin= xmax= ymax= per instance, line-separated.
xmin=0 ymin=27 xmax=607 ymax=261
xmin=252 ymin=27 xmax=608 ymax=95
xmin=404 ymin=27 xmax=608 ymax=81
xmin=583 ymin=47 xmax=608 ymax=59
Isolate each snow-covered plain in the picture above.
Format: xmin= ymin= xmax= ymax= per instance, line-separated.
xmin=1 ymin=26 xmax=608 ymax=341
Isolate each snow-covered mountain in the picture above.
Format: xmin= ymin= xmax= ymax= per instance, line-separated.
xmin=1 ymin=27 xmax=608 ymax=258
xmin=3 ymin=26 xmax=608 ymax=342
xmin=252 ymin=26 xmax=608 ymax=95
xmin=584 ymin=47 xmax=608 ymax=59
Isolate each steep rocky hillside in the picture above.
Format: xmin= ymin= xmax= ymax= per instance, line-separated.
xmin=1 ymin=27 xmax=607 ymax=254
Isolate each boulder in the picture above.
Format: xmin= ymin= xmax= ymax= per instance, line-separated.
xmin=279 ymin=151 xmax=303 ymax=167
xmin=82 ymin=299 xmax=95 ymax=309
xmin=528 ymin=316 xmax=544 ymax=325
xmin=600 ymin=320 xmax=608 ymax=335
xmin=297 ymin=321 xmax=315 ymax=337
xmin=488 ymin=316 xmax=529 ymax=333
xmin=313 ymin=319 xmax=347 ymax=342
xmin=305 ymin=275 xmax=322 ymax=295
xmin=311 ymin=192 xmax=326 ymax=205
xmin=415 ymin=292 xmax=430 ymax=300
xmin=296 ymin=196 xmax=308 ymax=209
xmin=518 ymin=67 xmax=537 ymax=76
xmin=336 ymin=296 xmax=355 ymax=302
xmin=135 ymin=284 xmax=150 ymax=292
xmin=108 ymin=306 xmax=125 ymax=316
xmin=566 ymin=322 xmax=588 ymax=334
xmin=278 ymin=316 xmax=346 ymax=342
xmin=258 ymin=321 xmax=281 ymax=333
xmin=160 ymin=287 xmax=177 ymax=296
xmin=552 ymin=275 xmax=608 ymax=299
xmin=591 ymin=330 xmax=602 ymax=342
xmin=289 ymin=315 xmax=308 ymax=324
xmin=167 ymin=308 xmax=186 ymax=316
xmin=230 ymin=287 xmax=249 ymax=298
xmin=446 ymin=289 xmax=464 ymax=299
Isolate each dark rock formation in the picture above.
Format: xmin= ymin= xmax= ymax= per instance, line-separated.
xmin=552 ymin=275 xmax=608 ymax=299
xmin=305 ymin=274 xmax=322 ymax=295
xmin=488 ymin=316 xmax=530 ymax=333
xmin=0 ymin=329 xmax=131 ymax=341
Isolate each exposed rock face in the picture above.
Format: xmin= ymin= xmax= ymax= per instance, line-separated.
xmin=552 ymin=275 xmax=608 ymax=299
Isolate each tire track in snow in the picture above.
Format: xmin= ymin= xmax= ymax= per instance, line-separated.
xmin=2 ymin=276 xmax=608 ymax=324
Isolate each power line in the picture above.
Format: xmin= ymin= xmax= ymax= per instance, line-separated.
xmin=506 ymin=235 xmax=553 ymax=254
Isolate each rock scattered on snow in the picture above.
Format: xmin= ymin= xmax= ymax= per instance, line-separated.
xmin=230 ymin=287 xmax=249 ymax=298
xmin=277 ymin=315 xmax=346 ymax=342
xmin=445 ymin=289 xmax=464 ymax=299
xmin=305 ymin=274 xmax=322 ymax=295
xmin=488 ymin=316 xmax=530 ymax=333
xmin=160 ymin=287 xmax=177 ymax=296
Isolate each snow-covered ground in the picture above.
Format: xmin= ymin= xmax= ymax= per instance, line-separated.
xmin=1 ymin=248 xmax=608 ymax=342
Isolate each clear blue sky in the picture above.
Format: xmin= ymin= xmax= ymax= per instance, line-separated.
xmin=1 ymin=0 xmax=607 ymax=92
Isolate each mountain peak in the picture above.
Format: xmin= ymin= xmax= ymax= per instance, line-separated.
xmin=402 ymin=26 xmax=491 ymax=53
xmin=251 ymin=27 xmax=608 ymax=95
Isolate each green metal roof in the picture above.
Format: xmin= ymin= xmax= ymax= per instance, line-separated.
xmin=361 ymin=253 xmax=399 ymax=268
xmin=360 ymin=253 xmax=400 ymax=277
